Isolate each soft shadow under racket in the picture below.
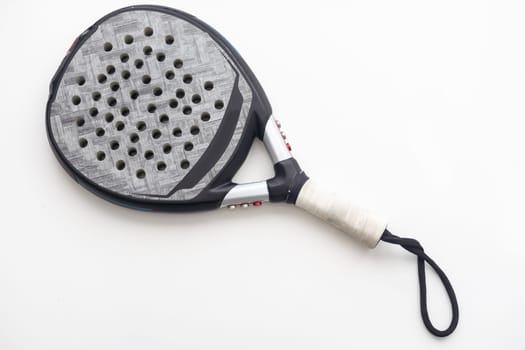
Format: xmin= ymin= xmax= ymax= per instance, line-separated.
xmin=46 ymin=5 xmax=458 ymax=337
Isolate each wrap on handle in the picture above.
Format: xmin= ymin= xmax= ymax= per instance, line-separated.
xmin=295 ymin=179 xmax=387 ymax=248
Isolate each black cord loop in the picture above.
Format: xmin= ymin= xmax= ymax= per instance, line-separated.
xmin=380 ymin=229 xmax=459 ymax=337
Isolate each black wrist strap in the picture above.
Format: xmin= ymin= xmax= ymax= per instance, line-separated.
xmin=380 ymin=229 xmax=459 ymax=337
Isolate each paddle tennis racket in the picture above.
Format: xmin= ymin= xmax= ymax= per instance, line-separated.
xmin=46 ymin=5 xmax=458 ymax=337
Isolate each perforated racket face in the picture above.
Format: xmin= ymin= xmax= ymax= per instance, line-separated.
xmin=47 ymin=7 xmax=271 ymax=209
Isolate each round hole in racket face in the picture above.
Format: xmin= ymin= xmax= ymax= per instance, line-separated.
xmin=72 ymin=96 xmax=81 ymax=105
xmin=134 ymin=59 xmax=144 ymax=69
xmin=89 ymin=107 xmax=98 ymax=117
xmin=110 ymin=140 xmax=120 ymax=150
xmin=116 ymin=121 xmax=125 ymax=131
xmin=147 ymin=104 xmax=156 ymax=113
xmin=144 ymin=27 xmax=154 ymax=36
xmin=97 ymin=74 xmax=107 ymax=84
xmin=165 ymin=35 xmax=174 ymax=45
xmin=200 ymin=112 xmax=210 ymax=121
xmin=184 ymin=142 xmax=193 ymax=151
xmin=130 ymin=90 xmax=139 ymax=100
xmin=136 ymin=121 xmax=147 ymax=131
xmin=153 ymin=87 xmax=162 ymax=96
xmin=110 ymin=82 xmax=120 ymax=92
xmin=172 ymin=127 xmax=182 ymax=137
xmin=159 ymin=114 xmax=169 ymax=124
xmin=173 ymin=59 xmax=183 ymax=68
xmin=156 ymin=161 xmax=167 ymax=171
xmin=144 ymin=150 xmax=154 ymax=160
xmin=136 ymin=169 xmax=146 ymax=179
xmin=121 ymin=70 xmax=131 ymax=80
xmin=130 ymin=133 xmax=139 ymax=143
xmin=156 ymin=52 xmax=166 ymax=62
xmin=214 ymin=100 xmax=224 ymax=110
xmin=104 ymin=113 xmax=114 ymax=123
xmin=116 ymin=160 xmax=125 ymax=170
xmin=180 ymin=160 xmax=190 ymax=169
xmin=152 ymin=129 xmax=161 ymax=139
xmin=183 ymin=74 xmax=192 ymax=84
xmin=162 ymin=144 xmax=172 ymax=154
xmin=103 ymin=42 xmax=113 ymax=52
xmin=121 ymin=107 xmax=130 ymax=117
xmin=176 ymin=89 xmax=185 ymax=98
xmin=95 ymin=128 xmax=105 ymax=137
xmin=190 ymin=125 xmax=200 ymax=135
xmin=120 ymin=53 xmax=129 ymax=63
xmin=191 ymin=94 xmax=201 ymax=104
xmin=165 ymin=70 xmax=175 ymax=80
xmin=107 ymin=97 xmax=117 ymax=107
xmin=106 ymin=65 xmax=115 ymax=75
xmin=79 ymin=138 xmax=88 ymax=148
xmin=204 ymin=81 xmax=214 ymax=90
xmin=143 ymin=46 xmax=153 ymax=55
xmin=169 ymin=99 xmax=178 ymax=108
xmin=142 ymin=75 xmax=151 ymax=84
xmin=124 ymin=34 xmax=134 ymax=44
xmin=96 ymin=151 xmax=106 ymax=161
xmin=77 ymin=76 xmax=86 ymax=86
xmin=92 ymin=91 xmax=101 ymax=101
xmin=128 ymin=147 xmax=137 ymax=156
xmin=182 ymin=106 xmax=192 ymax=115
xmin=76 ymin=117 xmax=85 ymax=127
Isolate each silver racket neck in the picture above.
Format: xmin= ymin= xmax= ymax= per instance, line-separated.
xmin=263 ymin=115 xmax=292 ymax=163
xmin=221 ymin=181 xmax=269 ymax=208
xmin=220 ymin=115 xmax=299 ymax=208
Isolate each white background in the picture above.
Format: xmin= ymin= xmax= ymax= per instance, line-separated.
xmin=1 ymin=0 xmax=524 ymax=349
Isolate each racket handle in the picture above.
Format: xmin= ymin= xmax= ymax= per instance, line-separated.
xmin=295 ymin=179 xmax=387 ymax=248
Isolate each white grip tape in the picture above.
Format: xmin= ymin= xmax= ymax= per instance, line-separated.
xmin=295 ymin=179 xmax=387 ymax=248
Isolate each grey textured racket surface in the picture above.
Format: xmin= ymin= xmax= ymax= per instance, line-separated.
xmin=49 ymin=9 xmax=254 ymax=201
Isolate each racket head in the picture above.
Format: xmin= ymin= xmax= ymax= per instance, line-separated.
xmin=46 ymin=5 xmax=280 ymax=211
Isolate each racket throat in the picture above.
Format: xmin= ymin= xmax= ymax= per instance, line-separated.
xmin=220 ymin=115 xmax=308 ymax=208
xmin=219 ymin=158 xmax=307 ymax=208
xmin=261 ymin=115 xmax=308 ymax=203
